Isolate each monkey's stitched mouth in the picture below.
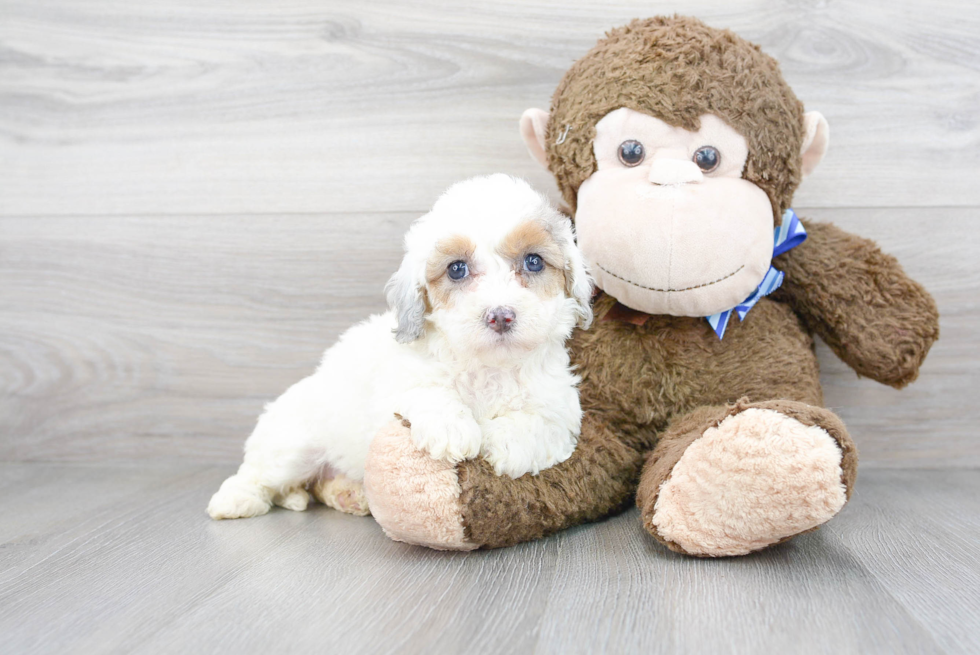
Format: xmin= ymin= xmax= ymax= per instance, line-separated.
xmin=595 ymin=262 xmax=745 ymax=293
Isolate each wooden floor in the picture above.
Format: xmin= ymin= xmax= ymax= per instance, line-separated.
xmin=0 ymin=465 xmax=977 ymax=655
xmin=2 ymin=1 xmax=979 ymax=653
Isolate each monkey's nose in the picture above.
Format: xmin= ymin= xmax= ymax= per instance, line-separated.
xmin=648 ymin=159 xmax=704 ymax=185
xmin=485 ymin=306 xmax=516 ymax=334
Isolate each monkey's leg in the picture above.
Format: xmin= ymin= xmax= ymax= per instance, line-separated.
xmin=637 ymin=399 xmax=858 ymax=557
xmin=363 ymin=412 xmax=647 ymax=550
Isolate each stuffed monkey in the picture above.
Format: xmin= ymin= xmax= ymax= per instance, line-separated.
xmin=362 ymin=16 xmax=939 ymax=556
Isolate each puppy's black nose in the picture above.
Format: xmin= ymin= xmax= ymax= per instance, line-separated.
xmin=485 ymin=306 xmax=516 ymax=334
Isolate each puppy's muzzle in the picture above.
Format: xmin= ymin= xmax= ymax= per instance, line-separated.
xmin=485 ymin=306 xmax=516 ymax=334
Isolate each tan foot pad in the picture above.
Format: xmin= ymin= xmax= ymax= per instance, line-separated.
xmin=363 ymin=420 xmax=477 ymax=551
xmin=651 ymin=408 xmax=847 ymax=557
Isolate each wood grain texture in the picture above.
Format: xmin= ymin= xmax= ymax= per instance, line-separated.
xmin=0 ymin=0 xmax=978 ymax=215
xmin=1 ymin=4 xmax=976 ymax=653
xmin=0 ymin=464 xmax=977 ymax=654
xmin=2 ymin=207 xmax=976 ymax=466
xmin=830 ymin=469 xmax=980 ymax=655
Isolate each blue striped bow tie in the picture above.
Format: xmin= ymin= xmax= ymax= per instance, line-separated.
xmin=705 ymin=209 xmax=807 ymax=339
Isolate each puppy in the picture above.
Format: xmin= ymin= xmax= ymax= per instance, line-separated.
xmin=207 ymin=175 xmax=593 ymax=520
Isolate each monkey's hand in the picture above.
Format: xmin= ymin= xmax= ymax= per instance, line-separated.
xmin=771 ymin=218 xmax=939 ymax=388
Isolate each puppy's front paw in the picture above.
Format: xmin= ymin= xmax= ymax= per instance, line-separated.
xmin=409 ymin=412 xmax=482 ymax=464
xmin=207 ymin=475 xmax=273 ymax=520
xmin=481 ymin=414 xmax=576 ymax=478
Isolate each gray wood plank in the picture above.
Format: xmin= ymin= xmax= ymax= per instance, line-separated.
xmin=1 ymin=207 xmax=976 ymax=466
xmin=3 ymin=465 xmax=976 ymax=654
xmin=830 ymin=469 xmax=980 ymax=655
xmin=132 ymin=519 xmax=558 ymax=655
xmin=0 ymin=465 xmax=325 ymax=654
xmin=0 ymin=463 xmax=217 ymax=582
xmin=0 ymin=0 xmax=978 ymax=216
xmin=534 ymin=515 xmax=945 ymax=655
xmin=0 ymin=463 xmax=557 ymax=655
xmin=0 ymin=212 xmax=413 ymax=462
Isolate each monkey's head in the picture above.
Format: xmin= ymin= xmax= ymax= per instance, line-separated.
xmin=520 ymin=16 xmax=829 ymax=317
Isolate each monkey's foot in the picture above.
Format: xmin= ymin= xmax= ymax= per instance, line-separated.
xmin=637 ymin=400 xmax=857 ymax=557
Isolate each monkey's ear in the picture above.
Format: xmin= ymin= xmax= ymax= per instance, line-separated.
xmin=520 ymin=108 xmax=551 ymax=169
xmin=801 ymin=111 xmax=830 ymax=177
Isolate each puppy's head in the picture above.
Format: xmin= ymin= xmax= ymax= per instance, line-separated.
xmin=385 ymin=175 xmax=593 ymax=358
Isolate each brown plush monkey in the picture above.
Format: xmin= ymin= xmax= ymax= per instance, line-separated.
xmin=362 ymin=16 xmax=939 ymax=556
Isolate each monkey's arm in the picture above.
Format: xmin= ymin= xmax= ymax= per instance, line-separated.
xmin=458 ymin=411 xmax=648 ymax=548
xmin=364 ymin=411 xmax=647 ymax=550
xmin=771 ymin=219 xmax=939 ymax=389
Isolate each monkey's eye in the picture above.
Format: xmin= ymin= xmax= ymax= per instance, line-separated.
xmin=693 ymin=146 xmax=721 ymax=173
xmin=447 ymin=260 xmax=469 ymax=280
xmin=618 ymin=140 xmax=645 ymax=167
xmin=524 ymin=253 xmax=544 ymax=273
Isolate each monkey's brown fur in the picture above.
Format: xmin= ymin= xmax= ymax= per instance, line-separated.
xmin=367 ymin=16 xmax=940 ymax=555
xmin=458 ymin=261 xmax=887 ymax=549
xmin=454 ymin=17 xmax=938 ymax=551
xmin=547 ymin=16 xmax=806 ymax=219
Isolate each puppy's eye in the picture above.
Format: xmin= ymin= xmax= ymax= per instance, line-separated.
xmin=447 ymin=260 xmax=468 ymax=281
xmin=524 ymin=253 xmax=544 ymax=273
xmin=618 ymin=140 xmax=644 ymax=167
xmin=693 ymin=146 xmax=720 ymax=173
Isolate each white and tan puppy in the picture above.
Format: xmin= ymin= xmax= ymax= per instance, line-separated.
xmin=208 ymin=175 xmax=593 ymax=520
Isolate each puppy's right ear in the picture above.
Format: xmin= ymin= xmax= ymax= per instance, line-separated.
xmin=520 ymin=108 xmax=550 ymax=169
xmin=384 ymin=253 xmax=427 ymax=343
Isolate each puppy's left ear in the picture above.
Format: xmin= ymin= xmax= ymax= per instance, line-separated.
xmin=559 ymin=223 xmax=594 ymax=329
xmin=385 ymin=252 xmax=427 ymax=343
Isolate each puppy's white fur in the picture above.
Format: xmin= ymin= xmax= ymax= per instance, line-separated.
xmin=208 ymin=175 xmax=592 ymax=520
